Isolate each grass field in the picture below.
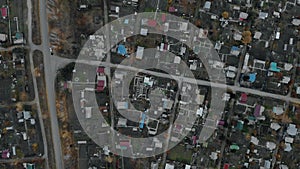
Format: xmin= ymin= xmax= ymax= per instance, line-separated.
xmin=167 ymin=144 xmax=192 ymax=164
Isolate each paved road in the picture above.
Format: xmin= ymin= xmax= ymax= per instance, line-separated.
xmin=26 ymin=0 xmax=49 ymax=168
xmin=38 ymin=0 xmax=64 ymax=168
xmin=67 ymin=59 xmax=300 ymax=104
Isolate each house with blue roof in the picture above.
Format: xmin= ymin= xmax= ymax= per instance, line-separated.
xmin=269 ymin=62 xmax=280 ymax=72
xmin=249 ymin=73 xmax=256 ymax=83
xmin=117 ymin=45 xmax=128 ymax=57
xmin=241 ymin=73 xmax=256 ymax=83
xmin=236 ymin=120 xmax=244 ymax=130
xmin=139 ymin=113 xmax=146 ymax=129
xmin=230 ymin=46 xmax=240 ymax=56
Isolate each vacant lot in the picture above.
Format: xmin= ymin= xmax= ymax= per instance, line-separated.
xmin=167 ymin=144 xmax=192 ymax=164
xmin=47 ymin=0 xmax=104 ymax=58
xmin=32 ymin=0 xmax=41 ymax=44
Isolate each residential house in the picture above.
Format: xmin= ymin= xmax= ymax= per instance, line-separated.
xmin=140 ymin=28 xmax=148 ymax=36
xmin=258 ymin=12 xmax=268 ymax=19
xmin=165 ymin=163 xmax=175 ymax=169
xmin=13 ymin=32 xmax=24 ymax=44
xmin=0 ymin=33 xmax=7 ymax=42
xmin=203 ymin=1 xmax=211 ymax=11
xmin=253 ymin=31 xmax=262 ymax=40
xmin=117 ymin=45 xmax=128 ymax=56
xmin=136 ymin=46 xmax=144 ymax=59
xmin=239 ymin=12 xmax=248 ymax=20
xmin=117 ymin=118 xmax=127 ymax=127
xmin=273 ymin=106 xmax=284 ymax=116
xmin=1 ymin=6 xmax=8 ymax=19
xmin=230 ymin=46 xmax=240 ymax=56
xmin=96 ymin=67 xmax=107 ymax=92
xmin=233 ymin=32 xmax=242 ymax=41
xmin=1 ymin=149 xmax=10 ymax=159
xmin=270 ymin=122 xmax=281 ymax=131
xmin=292 ymin=19 xmax=300 ymax=26
xmin=287 ymin=124 xmax=297 ymax=136
xmin=117 ymin=102 xmax=128 ymax=110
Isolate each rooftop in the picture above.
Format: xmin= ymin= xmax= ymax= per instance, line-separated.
xmin=1 ymin=7 xmax=7 ymax=18
xmin=117 ymin=45 xmax=127 ymax=56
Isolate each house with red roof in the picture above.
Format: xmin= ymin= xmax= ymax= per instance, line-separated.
xmin=119 ymin=140 xmax=131 ymax=150
xmin=168 ymin=6 xmax=177 ymax=13
xmin=2 ymin=149 xmax=10 ymax=159
xmin=192 ymin=135 xmax=197 ymax=145
xmin=223 ymin=163 xmax=230 ymax=169
xmin=97 ymin=80 xmax=105 ymax=92
xmin=96 ymin=67 xmax=106 ymax=92
xmin=161 ymin=14 xmax=166 ymax=22
xmin=97 ymin=67 xmax=104 ymax=75
xmin=147 ymin=19 xmax=157 ymax=27
xmin=254 ymin=104 xmax=265 ymax=117
xmin=1 ymin=6 xmax=7 ymax=19
xmin=240 ymin=93 xmax=248 ymax=103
